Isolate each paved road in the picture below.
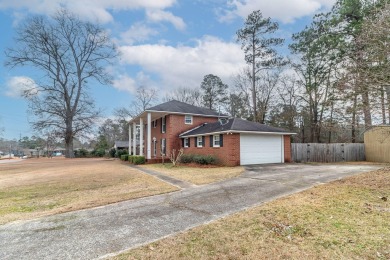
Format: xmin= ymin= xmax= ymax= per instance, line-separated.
xmin=0 ymin=164 xmax=380 ymax=260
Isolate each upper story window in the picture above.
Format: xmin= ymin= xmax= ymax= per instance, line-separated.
xmin=152 ymin=120 xmax=157 ymax=128
xmin=184 ymin=115 xmax=193 ymax=125
xmin=197 ymin=136 xmax=203 ymax=147
xmin=161 ymin=116 xmax=166 ymax=133
xmin=213 ymin=135 xmax=220 ymax=147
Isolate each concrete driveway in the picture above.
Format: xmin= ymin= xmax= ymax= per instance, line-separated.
xmin=0 ymin=163 xmax=380 ymax=260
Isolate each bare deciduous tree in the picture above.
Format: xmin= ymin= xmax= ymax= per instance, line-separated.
xmin=5 ymin=9 xmax=116 ymax=158
xmin=115 ymin=85 xmax=158 ymax=120
xmin=163 ymin=87 xmax=203 ymax=107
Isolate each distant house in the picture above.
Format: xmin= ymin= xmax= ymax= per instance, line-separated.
xmin=129 ymin=100 xmax=294 ymax=166
xmin=114 ymin=141 xmax=129 ymax=150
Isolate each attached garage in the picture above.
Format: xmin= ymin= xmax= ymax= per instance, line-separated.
xmin=180 ymin=118 xmax=294 ymax=166
xmin=240 ymin=134 xmax=284 ymax=165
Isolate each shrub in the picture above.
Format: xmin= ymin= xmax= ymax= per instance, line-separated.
xmin=109 ymin=148 xmax=116 ymax=158
xmin=180 ymin=154 xmax=195 ymax=164
xmin=179 ymin=154 xmax=218 ymax=165
xmin=92 ymin=148 xmax=106 ymax=157
xmin=120 ymin=154 xmax=129 ymax=161
xmin=133 ymin=155 xmax=145 ymax=165
xmin=74 ymin=148 xmax=89 ymax=158
xmin=115 ymin=149 xmax=128 ymax=158
xmin=128 ymin=155 xmax=133 ymax=163
xmin=193 ymin=154 xmax=217 ymax=165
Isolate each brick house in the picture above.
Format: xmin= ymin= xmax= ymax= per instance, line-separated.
xmin=129 ymin=100 xmax=294 ymax=166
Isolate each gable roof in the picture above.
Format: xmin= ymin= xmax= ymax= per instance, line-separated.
xmin=180 ymin=118 xmax=295 ymax=137
xmin=114 ymin=141 xmax=129 ymax=148
xmin=146 ymin=100 xmax=223 ymax=117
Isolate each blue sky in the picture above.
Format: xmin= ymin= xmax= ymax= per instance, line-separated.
xmin=0 ymin=0 xmax=335 ymax=140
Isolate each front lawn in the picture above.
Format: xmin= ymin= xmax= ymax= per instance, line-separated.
xmin=115 ymin=167 xmax=390 ymax=259
xmin=139 ymin=163 xmax=245 ymax=185
xmin=0 ymin=158 xmax=178 ymax=224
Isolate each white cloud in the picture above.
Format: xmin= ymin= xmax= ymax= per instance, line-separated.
xmin=146 ymin=9 xmax=186 ymax=31
xmin=220 ymin=0 xmax=336 ymax=23
xmin=0 ymin=0 xmax=178 ymax=23
xmin=120 ymin=23 xmax=159 ymax=45
xmin=112 ymin=74 xmax=137 ymax=94
xmin=119 ymin=36 xmax=245 ymax=90
xmin=5 ymin=76 xmax=38 ymax=98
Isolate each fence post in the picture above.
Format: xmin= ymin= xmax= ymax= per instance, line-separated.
xmin=341 ymin=143 xmax=345 ymax=162
xmin=306 ymin=143 xmax=310 ymax=162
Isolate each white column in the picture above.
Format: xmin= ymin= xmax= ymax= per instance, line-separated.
xmin=132 ymin=122 xmax=136 ymax=155
xmin=139 ymin=118 xmax=144 ymax=156
xmin=128 ymin=123 xmax=131 ymax=154
xmin=147 ymin=112 xmax=152 ymax=159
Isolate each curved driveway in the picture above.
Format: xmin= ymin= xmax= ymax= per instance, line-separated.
xmin=0 ymin=163 xmax=380 ymax=260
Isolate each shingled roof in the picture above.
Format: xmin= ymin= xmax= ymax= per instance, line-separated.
xmin=146 ymin=100 xmax=223 ymax=117
xmin=180 ymin=118 xmax=293 ymax=137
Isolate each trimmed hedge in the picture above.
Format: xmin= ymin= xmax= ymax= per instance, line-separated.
xmin=128 ymin=155 xmax=145 ymax=165
xmin=180 ymin=154 xmax=218 ymax=165
xmin=120 ymin=154 xmax=129 ymax=161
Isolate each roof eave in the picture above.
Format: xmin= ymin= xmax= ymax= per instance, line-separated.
xmin=129 ymin=110 xmax=227 ymax=124
xmin=180 ymin=130 xmax=296 ymax=138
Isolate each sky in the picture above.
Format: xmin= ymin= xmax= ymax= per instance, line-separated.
xmin=0 ymin=0 xmax=336 ymax=140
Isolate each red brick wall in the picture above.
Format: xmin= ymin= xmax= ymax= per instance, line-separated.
xmin=181 ymin=133 xmax=240 ymax=166
xmin=284 ymin=135 xmax=291 ymax=162
xmin=145 ymin=114 xmax=219 ymax=158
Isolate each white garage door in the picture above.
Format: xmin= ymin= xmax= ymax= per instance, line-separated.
xmin=240 ymin=134 xmax=284 ymax=165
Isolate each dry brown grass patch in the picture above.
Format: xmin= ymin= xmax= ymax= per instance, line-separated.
xmin=0 ymin=158 xmax=177 ymax=224
xmin=115 ymin=167 xmax=390 ymax=260
xmin=140 ymin=163 xmax=244 ymax=185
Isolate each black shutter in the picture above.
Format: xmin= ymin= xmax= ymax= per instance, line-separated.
xmin=188 ymin=138 xmax=190 ymax=147
xmin=210 ymin=135 xmax=213 ymax=147
xmin=202 ymin=136 xmax=205 ymax=147
xmin=161 ymin=118 xmax=163 ymax=133
xmin=195 ymin=137 xmax=197 ymax=147
xmin=220 ymin=134 xmax=223 ymax=147
xmin=182 ymin=138 xmax=184 ymax=147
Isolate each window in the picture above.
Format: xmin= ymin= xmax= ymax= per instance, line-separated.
xmin=153 ymin=139 xmax=157 ymax=157
xmin=184 ymin=138 xmax=189 ymax=148
xmin=197 ymin=136 xmax=203 ymax=147
xmin=161 ymin=116 xmax=166 ymax=133
xmin=184 ymin=115 xmax=193 ymax=125
xmin=213 ymin=135 xmax=220 ymax=147
xmin=152 ymin=120 xmax=157 ymax=128
xmin=161 ymin=138 xmax=166 ymax=155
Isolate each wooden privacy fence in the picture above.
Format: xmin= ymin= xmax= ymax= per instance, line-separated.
xmin=291 ymin=143 xmax=365 ymax=163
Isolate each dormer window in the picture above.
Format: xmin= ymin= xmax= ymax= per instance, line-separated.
xmin=185 ymin=115 xmax=193 ymax=125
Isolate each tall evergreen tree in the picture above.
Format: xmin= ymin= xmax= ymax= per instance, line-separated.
xmin=200 ymin=74 xmax=228 ymax=110
xmin=237 ymin=10 xmax=285 ymax=122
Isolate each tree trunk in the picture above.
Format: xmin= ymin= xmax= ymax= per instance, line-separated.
xmin=64 ymin=120 xmax=74 ymax=158
xmin=361 ymin=89 xmax=372 ymax=127
xmin=386 ymin=85 xmax=390 ymax=123
xmin=381 ymin=86 xmax=386 ymax=124
xmin=351 ymin=92 xmax=358 ymax=143
xmin=251 ymin=36 xmax=258 ymax=122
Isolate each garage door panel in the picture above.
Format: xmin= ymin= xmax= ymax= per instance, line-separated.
xmin=240 ymin=134 xmax=283 ymax=165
